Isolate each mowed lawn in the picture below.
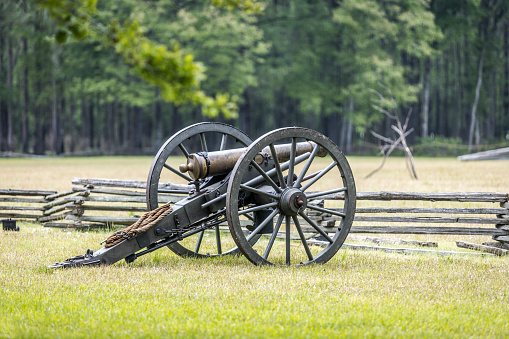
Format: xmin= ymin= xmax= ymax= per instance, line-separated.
xmin=0 ymin=156 xmax=508 ymax=338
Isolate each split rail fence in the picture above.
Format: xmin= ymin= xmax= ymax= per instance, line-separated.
xmin=1 ymin=178 xmax=508 ymax=249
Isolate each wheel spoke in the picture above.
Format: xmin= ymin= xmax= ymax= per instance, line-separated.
xmin=295 ymin=143 xmax=320 ymax=187
xmin=263 ymin=213 xmax=284 ymax=260
xmin=250 ymin=160 xmax=282 ymax=193
xmin=199 ymin=133 xmax=208 ymax=152
xmin=238 ymin=201 xmax=278 ymax=216
xmin=164 ymin=163 xmax=193 ymax=182
xmin=285 ymin=215 xmax=291 ymax=265
xmin=215 ymin=225 xmax=222 ymax=254
xmin=246 ymin=208 xmax=279 ymax=241
xmin=299 ymin=211 xmax=334 ymax=243
xmin=219 ymin=133 xmax=228 ymax=151
xmin=157 ymin=188 xmax=191 ymax=195
xmin=245 ymin=212 xmax=255 ymax=221
xmin=194 ymin=230 xmax=205 ymax=253
xmin=306 ymin=187 xmax=347 ymax=199
xmin=292 ymin=215 xmax=313 ymax=261
xmin=178 ymin=143 xmax=189 ymax=158
xmin=306 ymin=204 xmax=346 ymax=218
xmin=301 ymin=170 xmax=321 ymax=183
xmin=201 ymin=193 xmax=226 ymax=209
xmin=151 ymin=123 xmax=255 ymax=259
xmin=269 ymin=143 xmax=286 ymax=189
xmin=240 ymin=184 xmax=279 ymax=200
xmin=223 ymin=127 xmax=355 ymax=265
xmin=287 ymin=138 xmax=297 ymax=187
xmin=300 ymin=161 xmax=337 ymax=192
xmin=243 ymin=153 xmax=310 ymax=188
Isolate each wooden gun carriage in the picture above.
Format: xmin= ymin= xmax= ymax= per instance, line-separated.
xmin=51 ymin=123 xmax=356 ymax=267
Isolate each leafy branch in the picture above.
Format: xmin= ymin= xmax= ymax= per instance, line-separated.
xmin=37 ymin=0 xmax=263 ymax=118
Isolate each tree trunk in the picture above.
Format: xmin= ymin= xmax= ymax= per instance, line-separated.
xmin=240 ymin=89 xmax=251 ymax=137
xmin=31 ymin=35 xmax=44 ymax=155
xmin=454 ymin=42 xmax=462 ymax=138
xmin=433 ymin=56 xmax=441 ymax=136
xmin=0 ymin=36 xmax=4 ymax=151
xmin=112 ymin=97 xmax=119 ymax=149
xmin=58 ymin=86 xmax=65 ymax=153
xmin=440 ymin=54 xmax=448 ymax=136
xmin=345 ymin=99 xmax=353 ymax=154
xmin=33 ymin=105 xmax=44 ymax=155
xmin=80 ymin=97 xmax=90 ymax=150
xmin=339 ymin=111 xmax=346 ymax=150
xmin=421 ymin=57 xmax=430 ymax=138
xmin=462 ymin=35 xmax=471 ymax=140
xmin=134 ymin=106 xmax=142 ymax=149
xmin=171 ymin=104 xmax=180 ymax=135
xmin=51 ymin=71 xmax=59 ymax=153
xmin=107 ymin=100 xmax=113 ymax=151
xmin=123 ymin=105 xmax=129 ymax=148
xmin=504 ymin=23 xmax=509 ymax=139
xmin=345 ymin=117 xmax=353 ymax=154
xmin=21 ymin=37 xmax=29 ymax=153
xmin=475 ymin=118 xmax=480 ymax=146
xmin=468 ymin=41 xmax=486 ymax=152
xmin=488 ymin=70 xmax=496 ymax=140
xmin=154 ymin=89 xmax=163 ymax=150
xmin=91 ymin=94 xmax=97 ymax=149
xmin=326 ymin=109 xmax=339 ymax=146
xmin=69 ymin=93 xmax=76 ymax=152
xmin=6 ymin=39 xmax=14 ymax=152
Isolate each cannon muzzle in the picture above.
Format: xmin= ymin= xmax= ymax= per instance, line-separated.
xmin=179 ymin=141 xmax=326 ymax=180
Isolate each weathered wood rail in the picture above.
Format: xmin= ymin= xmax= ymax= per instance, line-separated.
xmin=1 ymin=179 xmax=508 ymax=248
xmin=306 ymin=191 xmax=509 ymax=248
xmin=42 ymin=178 xmax=186 ymax=228
xmin=0 ymin=188 xmax=58 ymax=220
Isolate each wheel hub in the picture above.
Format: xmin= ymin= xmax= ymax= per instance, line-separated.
xmin=279 ymin=188 xmax=307 ymax=216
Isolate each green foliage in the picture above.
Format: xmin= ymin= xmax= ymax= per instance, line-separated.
xmin=211 ymin=0 xmax=265 ymax=14
xmin=110 ymin=19 xmax=216 ymax=112
xmin=37 ymin=0 xmax=97 ymax=42
xmin=166 ymin=6 xmax=269 ymax=98
xmin=333 ymin=0 xmax=442 ymax=132
xmin=37 ymin=0 xmax=254 ymax=118
xmin=3 ymin=0 xmax=509 ymax=154
xmin=413 ymin=136 xmax=509 ymax=157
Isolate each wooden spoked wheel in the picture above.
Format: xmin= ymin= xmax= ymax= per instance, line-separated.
xmin=146 ymin=122 xmax=255 ymax=258
xmin=226 ymin=127 xmax=356 ymax=266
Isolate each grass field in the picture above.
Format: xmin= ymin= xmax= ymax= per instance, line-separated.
xmin=0 ymin=156 xmax=508 ymax=338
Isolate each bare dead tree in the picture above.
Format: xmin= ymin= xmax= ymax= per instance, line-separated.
xmin=365 ymin=86 xmax=418 ymax=180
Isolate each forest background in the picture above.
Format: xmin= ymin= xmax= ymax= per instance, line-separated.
xmin=1 ymin=0 xmax=509 ymax=157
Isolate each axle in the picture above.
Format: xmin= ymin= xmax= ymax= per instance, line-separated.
xmin=179 ymin=141 xmax=326 ymax=180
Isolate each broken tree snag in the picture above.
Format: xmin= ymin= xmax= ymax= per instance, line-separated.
xmin=366 ymin=85 xmax=418 ymax=180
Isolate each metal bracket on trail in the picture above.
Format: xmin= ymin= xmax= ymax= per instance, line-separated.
xmin=50 ymin=249 xmax=100 ymax=268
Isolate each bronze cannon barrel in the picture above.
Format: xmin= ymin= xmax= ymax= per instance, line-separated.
xmin=179 ymin=141 xmax=327 ymax=180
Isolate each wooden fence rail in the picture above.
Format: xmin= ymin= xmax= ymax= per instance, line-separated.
xmin=1 ymin=178 xmax=508 ymax=248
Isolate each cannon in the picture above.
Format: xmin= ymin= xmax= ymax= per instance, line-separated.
xmin=51 ymin=123 xmax=356 ymax=267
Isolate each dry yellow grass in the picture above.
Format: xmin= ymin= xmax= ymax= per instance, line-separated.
xmin=0 ymin=157 xmax=152 ymax=191
xmin=350 ymin=156 xmax=508 ymax=193
xmin=1 ymin=156 xmax=506 ymax=192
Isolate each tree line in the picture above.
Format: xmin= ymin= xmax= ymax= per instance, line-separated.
xmin=1 ymin=0 xmax=509 ymax=155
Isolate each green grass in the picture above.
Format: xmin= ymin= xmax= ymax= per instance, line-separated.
xmin=1 ymin=223 xmax=508 ymax=338
xmin=0 ymin=156 xmax=508 ymax=338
